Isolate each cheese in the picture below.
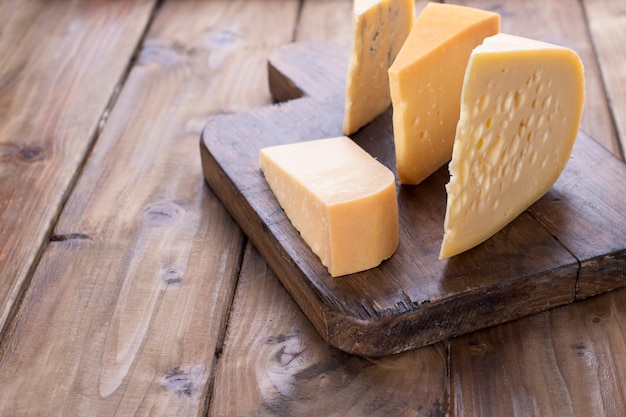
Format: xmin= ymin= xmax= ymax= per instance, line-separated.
xmin=259 ymin=136 xmax=399 ymax=277
xmin=388 ymin=3 xmax=500 ymax=185
xmin=342 ymin=0 xmax=414 ymax=135
xmin=440 ymin=33 xmax=585 ymax=259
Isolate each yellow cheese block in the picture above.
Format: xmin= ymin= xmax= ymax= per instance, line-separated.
xmin=388 ymin=3 xmax=500 ymax=185
xmin=440 ymin=33 xmax=585 ymax=259
xmin=259 ymin=136 xmax=399 ymax=277
xmin=342 ymin=0 xmax=414 ymax=135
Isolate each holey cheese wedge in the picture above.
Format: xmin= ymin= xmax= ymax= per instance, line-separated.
xmin=440 ymin=33 xmax=585 ymax=259
xmin=259 ymin=137 xmax=399 ymax=277
xmin=342 ymin=0 xmax=414 ymax=135
xmin=388 ymin=3 xmax=500 ymax=184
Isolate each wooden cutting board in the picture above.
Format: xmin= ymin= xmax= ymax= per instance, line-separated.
xmin=200 ymin=41 xmax=626 ymax=357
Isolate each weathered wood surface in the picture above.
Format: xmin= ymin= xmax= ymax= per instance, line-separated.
xmin=0 ymin=0 xmax=625 ymax=416
xmin=0 ymin=0 xmax=276 ymax=414
xmin=0 ymin=0 xmax=157 ymax=336
xmin=451 ymin=287 xmax=626 ymax=417
xmin=583 ymin=0 xmax=626 ymax=158
xmin=201 ymin=40 xmax=624 ymax=356
xmin=211 ymin=245 xmax=449 ymax=417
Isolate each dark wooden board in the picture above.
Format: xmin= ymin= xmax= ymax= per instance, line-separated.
xmin=200 ymin=41 xmax=626 ymax=357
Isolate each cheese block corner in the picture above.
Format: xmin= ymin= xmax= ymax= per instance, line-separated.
xmin=388 ymin=2 xmax=500 ymax=185
xmin=440 ymin=33 xmax=585 ymax=259
xmin=259 ymin=136 xmax=399 ymax=277
xmin=342 ymin=0 xmax=415 ymax=136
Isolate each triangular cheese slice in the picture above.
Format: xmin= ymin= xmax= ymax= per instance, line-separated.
xmin=388 ymin=3 xmax=500 ymax=185
xmin=440 ymin=33 xmax=585 ymax=259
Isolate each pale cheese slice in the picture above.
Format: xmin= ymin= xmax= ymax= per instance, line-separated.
xmin=440 ymin=33 xmax=585 ymax=259
xmin=342 ymin=0 xmax=414 ymax=135
xmin=259 ymin=136 xmax=399 ymax=277
xmin=388 ymin=3 xmax=500 ymax=185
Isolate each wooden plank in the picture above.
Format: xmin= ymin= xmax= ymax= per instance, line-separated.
xmin=450 ymin=286 xmax=626 ymax=417
xmin=210 ymin=245 xmax=449 ymax=416
xmin=453 ymin=0 xmax=622 ymax=158
xmin=0 ymin=0 xmax=301 ymax=414
xmin=0 ymin=0 xmax=157 ymax=334
xmin=583 ymin=0 xmax=626 ymax=158
xmin=211 ymin=2 xmax=447 ymax=414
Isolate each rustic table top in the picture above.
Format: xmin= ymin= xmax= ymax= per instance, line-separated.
xmin=1 ymin=0 xmax=624 ymax=416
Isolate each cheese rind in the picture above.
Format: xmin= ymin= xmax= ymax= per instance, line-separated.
xmin=259 ymin=137 xmax=399 ymax=277
xmin=439 ymin=33 xmax=585 ymax=259
xmin=388 ymin=3 xmax=500 ymax=185
xmin=343 ymin=0 xmax=414 ymax=135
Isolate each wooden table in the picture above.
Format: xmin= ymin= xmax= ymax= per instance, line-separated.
xmin=1 ymin=0 xmax=624 ymax=415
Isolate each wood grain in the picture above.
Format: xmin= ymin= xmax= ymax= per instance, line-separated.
xmin=0 ymin=0 xmax=301 ymax=414
xmin=529 ymin=131 xmax=626 ymax=298
xmin=0 ymin=0 xmax=157 ymax=336
xmin=211 ymin=245 xmax=448 ymax=417
xmin=452 ymin=0 xmax=622 ymax=158
xmin=583 ymin=0 xmax=626 ymax=158
xmin=451 ymin=286 xmax=626 ymax=417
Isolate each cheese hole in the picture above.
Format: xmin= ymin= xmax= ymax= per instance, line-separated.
xmin=485 ymin=134 xmax=503 ymax=165
xmin=532 ymin=71 xmax=540 ymax=83
xmin=477 ymin=137 xmax=484 ymax=150
xmin=514 ymin=90 xmax=525 ymax=108
xmin=502 ymin=92 xmax=513 ymax=112
xmin=472 ymin=124 xmax=484 ymax=143
xmin=485 ymin=117 xmax=492 ymax=128
xmin=478 ymin=94 xmax=489 ymax=112
xmin=542 ymin=95 xmax=553 ymax=109
xmin=536 ymin=83 xmax=544 ymax=94
xmin=537 ymin=114 xmax=546 ymax=128
xmin=513 ymin=164 xmax=522 ymax=182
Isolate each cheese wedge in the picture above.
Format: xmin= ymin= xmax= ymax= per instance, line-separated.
xmin=388 ymin=3 xmax=500 ymax=185
xmin=343 ymin=0 xmax=414 ymax=135
xmin=440 ymin=33 xmax=585 ymax=259
xmin=259 ymin=136 xmax=399 ymax=277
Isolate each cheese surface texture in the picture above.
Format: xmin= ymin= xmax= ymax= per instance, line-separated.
xmin=343 ymin=0 xmax=414 ymax=135
xmin=259 ymin=136 xmax=399 ymax=277
xmin=388 ymin=3 xmax=500 ymax=185
xmin=440 ymin=33 xmax=585 ymax=259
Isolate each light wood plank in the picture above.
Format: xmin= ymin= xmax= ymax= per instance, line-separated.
xmin=0 ymin=0 xmax=157 ymax=335
xmin=448 ymin=1 xmax=626 ymax=414
xmin=583 ymin=0 xmax=626 ymax=159
xmin=211 ymin=1 xmax=448 ymax=414
xmin=0 ymin=0 xmax=295 ymax=414
xmin=452 ymin=0 xmax=621 ymax=158
xmin=451 ymin=287 xmax=626 ymax=416
xmin=211 ymin=245 xmax=448 ymax=417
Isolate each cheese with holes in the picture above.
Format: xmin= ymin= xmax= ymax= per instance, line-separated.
xmin=388 ymin=3 xmax=500 ymax=185
xmin=259 ymin=136 xmax=399 ymax=277
xmin=343 ymin=0 xmax=414 ymax=135
xmin=440 ymin=33 xmax=585 ymax=259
